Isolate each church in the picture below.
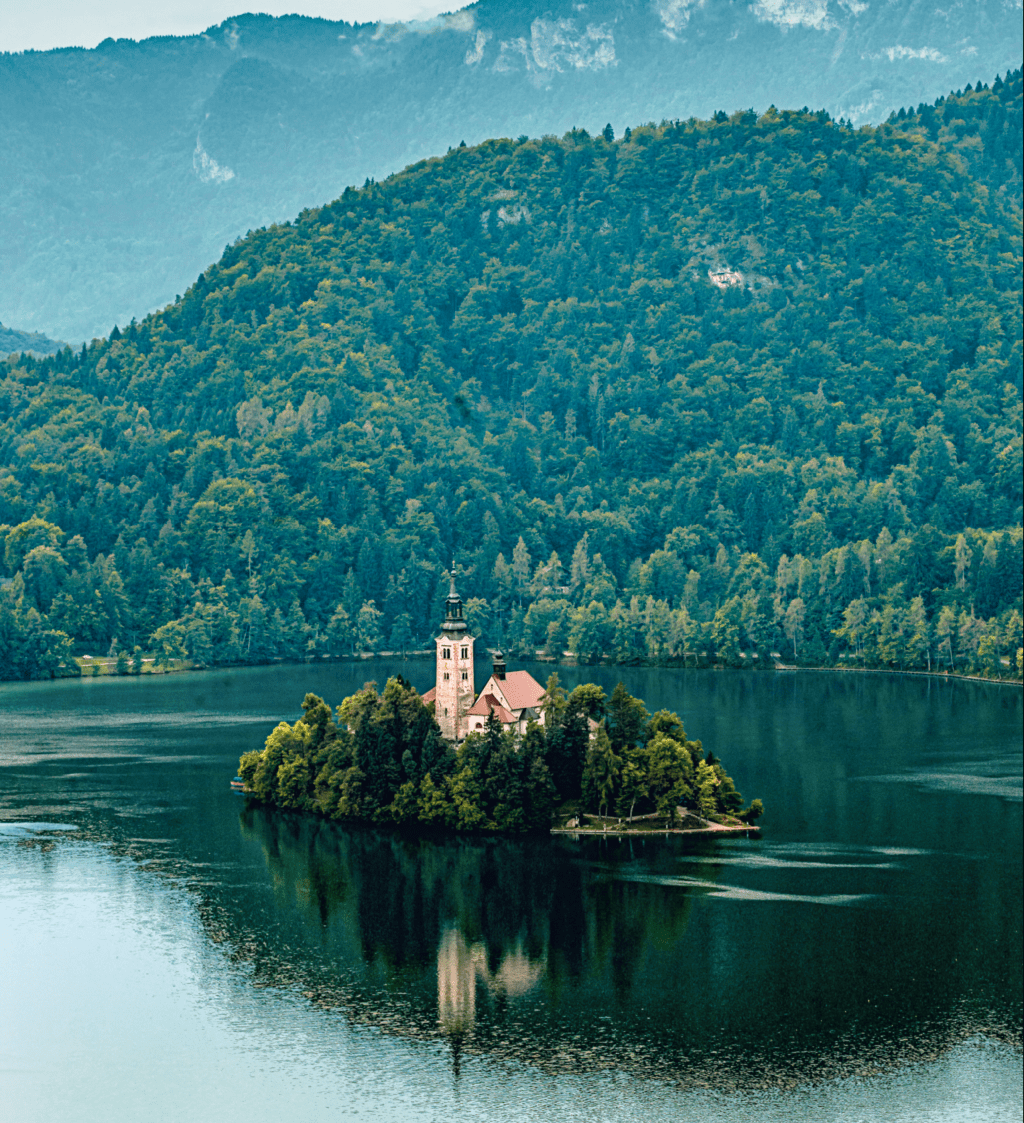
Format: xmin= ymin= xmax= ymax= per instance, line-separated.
xmin=421 ymin=565 xmax=546 ymax=742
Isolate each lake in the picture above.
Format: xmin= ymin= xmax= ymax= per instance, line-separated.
xmin=1 ymin=661 xmax=1021 ymax=1122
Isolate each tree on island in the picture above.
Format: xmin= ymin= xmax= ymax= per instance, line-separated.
xmin=238 ymin=676 xmax=762 ymax=832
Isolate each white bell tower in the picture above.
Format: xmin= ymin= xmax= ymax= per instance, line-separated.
xmin=435 ymin=562 xmax=475 ymax=741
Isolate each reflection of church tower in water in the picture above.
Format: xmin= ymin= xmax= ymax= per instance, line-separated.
xmin=434 ymin=562 xmax=475 ymax=742
xmin=436 ymin=926 xmax=546 ymax=1037
xmin=436 ymin=927 xmax=481 ymax=1035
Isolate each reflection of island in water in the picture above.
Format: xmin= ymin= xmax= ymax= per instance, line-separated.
xmin=229 ymin=806 xmax=1020 ymax=1089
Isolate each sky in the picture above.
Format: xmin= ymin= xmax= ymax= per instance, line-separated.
xmin=1 ymin=1 xmax=455 ymax=53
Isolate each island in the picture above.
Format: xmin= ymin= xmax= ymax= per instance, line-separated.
xmin=239 ymin=568 xmax=763 ymax=835
xmin=237 ymin=674 xmax=762 ymax=836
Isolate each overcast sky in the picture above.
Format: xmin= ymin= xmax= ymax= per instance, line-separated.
xmin=1 ymin=1 xmax=456 ymax=53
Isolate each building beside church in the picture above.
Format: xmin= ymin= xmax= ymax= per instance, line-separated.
xmin=465 ymin=651 xmax=545 ymax=736
xmin=422 ymin=565 xmax=546 ymax=742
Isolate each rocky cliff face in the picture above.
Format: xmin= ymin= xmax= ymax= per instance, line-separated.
xmin=2 ymin=0 xmax=1020 ymax=341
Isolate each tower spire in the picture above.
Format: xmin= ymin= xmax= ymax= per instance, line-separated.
xmin=434 ymin=554 xmax=475 ymax=741
xmin=443 ymin=556 xmax=466 ymax=633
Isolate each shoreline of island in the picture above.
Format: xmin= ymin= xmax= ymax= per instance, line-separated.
xmin=230 ymin=782 xmax=764 ymax=840
xmin=552 ymin=827 xmax=761 ymax=838
xmin=551 ymin=823 xmax=762 ymax=838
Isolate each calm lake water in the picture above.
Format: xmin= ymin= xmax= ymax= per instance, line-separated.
xmin=1 ymin=661 xmax=1021 ymax=1122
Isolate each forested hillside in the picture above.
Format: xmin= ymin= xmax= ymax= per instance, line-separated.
xmin=1 ymin=74 xmax=1021 ymax=681
xmin=3 ymin=0 xmax=1021 ymax=343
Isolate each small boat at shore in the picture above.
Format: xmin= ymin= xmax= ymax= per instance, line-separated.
xmin=230 ymin=777 xmax=246 ymax=792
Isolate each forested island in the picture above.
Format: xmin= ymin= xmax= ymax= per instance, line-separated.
xmin=1 ymin=73 xmax=1021 ymax=683
xmin=237 ymin=677 xmax=763 ymax=834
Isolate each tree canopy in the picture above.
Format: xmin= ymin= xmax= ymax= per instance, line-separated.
xmin=1 ymin=74 xmax=1021 ymax=680
xmin=237 ymin=676 xmax=759 ymax=831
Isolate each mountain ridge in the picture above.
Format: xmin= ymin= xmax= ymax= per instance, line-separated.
xmin=2 ymin=0 xmax=1020 ymax=342
xmin=0 ymin=323 xmax=66 ymax=360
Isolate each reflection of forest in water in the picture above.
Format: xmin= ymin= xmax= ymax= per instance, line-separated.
xmin=221 ymin=806 xmax=1020 ymax=1088
xmin=233 ymin=806 xmax=699 ymax=1059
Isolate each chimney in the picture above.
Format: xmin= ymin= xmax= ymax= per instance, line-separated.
xmin=492 ymin=650 xmax=506 ymax=680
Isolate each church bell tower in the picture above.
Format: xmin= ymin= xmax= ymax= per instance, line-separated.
xmin=435 ymin=562 xmax=475 ymax=741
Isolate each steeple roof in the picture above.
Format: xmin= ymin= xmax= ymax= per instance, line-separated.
xmin=441 ymin=559 xmax=467 ymax=635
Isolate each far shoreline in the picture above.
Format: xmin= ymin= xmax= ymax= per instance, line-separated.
xmin=3 ymin=651 xmax=1020 ymax=690
xmin=58 ymin=651 xmax=1024 ymax=682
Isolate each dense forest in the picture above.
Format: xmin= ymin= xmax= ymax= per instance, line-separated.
xmin=1 ymin=72 xmax=1021 ymax=681
xmin=238 ymin=678 xmax=760 ymax=832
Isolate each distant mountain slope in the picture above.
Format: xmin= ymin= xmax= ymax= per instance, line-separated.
xmin=2 ymin=0 xmax=1020 ymax=342
xmin=0 ymin=323 xmax=66 ymax=359
xmin=1 ymin=78 xmax=1020 ymax=681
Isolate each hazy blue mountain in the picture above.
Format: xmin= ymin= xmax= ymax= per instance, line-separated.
xmin=0 ymin=322 xmax=66 ymax=359
xmin=2 ymin=0 xmax=1020 ymax=342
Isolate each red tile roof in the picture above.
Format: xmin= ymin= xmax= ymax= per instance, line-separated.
xmin=467 ymin=692 xmax=515 ymax=725
xmin=495 ymin=670 xmax=546 ymax=711
xmin=466 ymin=693 xmax=493 ymax=716
xmin=421 ymin=687 xmax=436 ymax=707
